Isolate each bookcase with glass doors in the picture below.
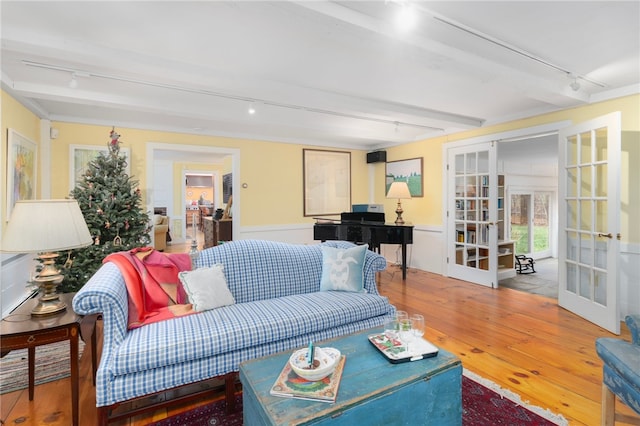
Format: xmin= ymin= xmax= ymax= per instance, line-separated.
xmin=455 ymin=174 xmax=515 ymax=278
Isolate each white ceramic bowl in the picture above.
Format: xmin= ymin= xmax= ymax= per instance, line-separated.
xmin=289 ymin=347 xmax=341 ymax=381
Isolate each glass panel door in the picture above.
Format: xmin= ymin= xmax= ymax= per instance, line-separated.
xmin=510 ymin=191 xmax=552 ymax=258
xmin=448 ymin=142 xmax=498 ymax=287
xmin=558 ymin=112 xmax=621 ymax=334
xmin=533 ymin=192 xmax=551 ymax=257
xmin=510 ymin=193 xmax=531 ymax=255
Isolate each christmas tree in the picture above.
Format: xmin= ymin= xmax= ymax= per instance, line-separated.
xmin=58 ymin=129 xmax=151 ymax=292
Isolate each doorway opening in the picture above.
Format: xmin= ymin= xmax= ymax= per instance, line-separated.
xmin=497 ymin=135 xmax=559 ymax=298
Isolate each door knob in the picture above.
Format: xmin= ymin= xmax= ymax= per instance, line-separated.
xmin=597 ymin=232 xmax=613 ymax=239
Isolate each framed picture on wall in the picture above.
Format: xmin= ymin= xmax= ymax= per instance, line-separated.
xmin=303 ymin=149 xmax=351 ymax=216
xmin=69 ymin=144 xmax=131 ymax=191
xmin=6 ymin=129 xmax=38 ymax=217
xmin=222 ymin=173 xmax=232 ymax=203
xmin=385 ymin=157 xmax=423 ymax=197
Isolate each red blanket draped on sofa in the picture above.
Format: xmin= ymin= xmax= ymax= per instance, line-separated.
xmin=104 ymin=247 xmax=195 ymax=329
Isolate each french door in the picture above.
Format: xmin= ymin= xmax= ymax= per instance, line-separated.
xmin=510 ymin=191 xmax=553 ymax=259
xmin=558 ymin=112 xmax=621 ymax=334
xmin=447 ymin=142 xmax=500 ymax=287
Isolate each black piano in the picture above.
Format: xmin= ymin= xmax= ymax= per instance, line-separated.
xmin=313 ymin=212 xmax=414 ymax=280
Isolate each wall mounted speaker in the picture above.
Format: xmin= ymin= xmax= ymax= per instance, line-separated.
xmin=366 ymin=151 xmax=386 ymax=163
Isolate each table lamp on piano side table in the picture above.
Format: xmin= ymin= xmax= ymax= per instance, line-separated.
xmin=386 ymin=182 xmax=412 ymax=225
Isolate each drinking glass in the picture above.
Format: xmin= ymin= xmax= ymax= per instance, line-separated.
xmin=398 ymin=317 xmax=413 ymax=343
xmin=396 ymin=310 xmax=408 ymax=322
xmin=383 ymin=316 xmax=400 ymax=340
xmin=410 ymin=314 xmax=425 ymax=340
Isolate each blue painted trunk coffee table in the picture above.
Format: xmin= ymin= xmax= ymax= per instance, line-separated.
xmin=239 ymin=327 xmax=462 ymax=425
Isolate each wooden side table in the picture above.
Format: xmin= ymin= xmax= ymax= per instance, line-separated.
xmin=0 ymin=293 xmax=82 ymax=426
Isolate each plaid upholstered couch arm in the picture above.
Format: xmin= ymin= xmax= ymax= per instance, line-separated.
xmin=72 ymin=262 xmax=130 ymax=357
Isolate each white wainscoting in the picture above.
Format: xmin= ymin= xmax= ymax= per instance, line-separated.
xmin=619 ymin=242 xmax=640 ymax=319
xmin=239 ymin=224 xmax=316 ymax=245
xmin=1 ymin=254 xmax=36 ymax=318
xmin=239 ymin=223 xmax=446 ymax=275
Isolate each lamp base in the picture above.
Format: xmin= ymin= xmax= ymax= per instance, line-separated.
xmin=395 ymin=201 xmax=405 ymax=225
xmin=31 ymin=294 xmax=67 ymax=316
xmin=31 ymin=252 xmax=66 ymax=316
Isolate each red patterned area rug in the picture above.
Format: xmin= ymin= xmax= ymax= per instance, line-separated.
xmin=149 ymin=370 xmax=567 ymax=426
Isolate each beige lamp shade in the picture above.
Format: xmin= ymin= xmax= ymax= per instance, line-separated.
xmin=1 ymin=199 xmax=93 ymax=253
xmin=386 ymin=182 xmax=412 ymax=199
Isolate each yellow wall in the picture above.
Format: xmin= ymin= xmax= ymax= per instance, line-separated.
xmin=48 ymin=122 xmax=371 ymax=227
xmin=622 ymin=130 xmax=640 ymax=244
xmin=1 ymin=90 xmax=42 ymax=228
xmin=3 ymin=90 xmax=638 ymax=242
xmin=378 ymin=94 xmax=640 ymax=243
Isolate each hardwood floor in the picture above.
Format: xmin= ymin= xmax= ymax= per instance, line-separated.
xmin=1 ymin=260 xmax=634 ymax=425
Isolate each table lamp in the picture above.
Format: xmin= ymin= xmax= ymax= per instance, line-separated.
xmin=386 ymin=182 xmax=412 ymax=224
xmin=1 ymin=199 xmax=93 ymax=315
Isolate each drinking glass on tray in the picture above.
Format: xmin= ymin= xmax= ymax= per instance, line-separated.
xmin=410 ymin=314 xmax=425 ymax=340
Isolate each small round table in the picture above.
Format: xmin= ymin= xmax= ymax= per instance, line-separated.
xmin=1 ymin=293 xmax=81 ymax=426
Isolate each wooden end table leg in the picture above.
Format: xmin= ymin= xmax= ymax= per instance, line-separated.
xmin=225 ymin=372 xmax=237 ymax=413
xmin=80 ymin=313 xmax=100 ymax=386
xmin=92 ymin=321 xmax=97 ymax=386
xmin=28 ymin=346 xmax=35 ymax=400
xmin=70 ymin=325 xmax=79 ymax=426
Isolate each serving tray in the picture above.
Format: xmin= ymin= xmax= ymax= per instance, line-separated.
xmin=368 ymin=333 xmax=439 ymax=364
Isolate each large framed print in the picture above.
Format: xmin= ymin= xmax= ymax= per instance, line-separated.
xmin=69 ymin=144 xmax=131 ymax=191
xmin=303 ymin=149 xmax=351 ymax=217
xmin=6 ymin=129 xmax=37 ymax=217
xmin=385 ymin=157 xmax=423 ymax=197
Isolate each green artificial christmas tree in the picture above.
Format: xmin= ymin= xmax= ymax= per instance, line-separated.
xmin=58 ymin=129 xmax=151 ymax=292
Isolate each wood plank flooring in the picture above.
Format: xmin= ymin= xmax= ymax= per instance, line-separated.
xmin=1 ymin=260 xmax=635 ymax=425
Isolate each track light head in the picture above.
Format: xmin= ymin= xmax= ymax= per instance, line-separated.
xmin=248 ymin=102 xmax=256 ymax=115
xmin=69 ymin=73 xmax=78 ymax=89
xmin=567 ymin=73 xmax=580 ymax=91
xmin=569 ymin=80 xmax=580 ymax=91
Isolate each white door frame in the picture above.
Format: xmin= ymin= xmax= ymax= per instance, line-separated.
xmin=443 ymin=121 xmax=570 ymax=282
xmin=146 ymin=143 xmax=241 ymax=245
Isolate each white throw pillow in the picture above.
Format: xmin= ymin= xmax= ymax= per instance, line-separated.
xmin=178 ymin=264 xmax=235 ymax=312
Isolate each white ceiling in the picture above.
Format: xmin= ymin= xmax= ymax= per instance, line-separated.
xmin=2 ymin=1 xmax=638 ymax=151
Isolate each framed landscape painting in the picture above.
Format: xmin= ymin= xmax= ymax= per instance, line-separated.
xmin=6 ymin=129 xmax=37 ymax=217
xmin=385 ymin=157 xmax=423 ymax=197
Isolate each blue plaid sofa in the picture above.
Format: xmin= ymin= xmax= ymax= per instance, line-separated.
xmin=73 ymin=239 xmax=393 ymax=424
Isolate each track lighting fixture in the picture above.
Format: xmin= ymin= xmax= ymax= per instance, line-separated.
xmin=567 ymin=73 xmax=580 ymax=91
xmin=69 ymin=72 xmax=78 ymax=89
xmin=23 ymin=60 xmax=449 ymax=132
